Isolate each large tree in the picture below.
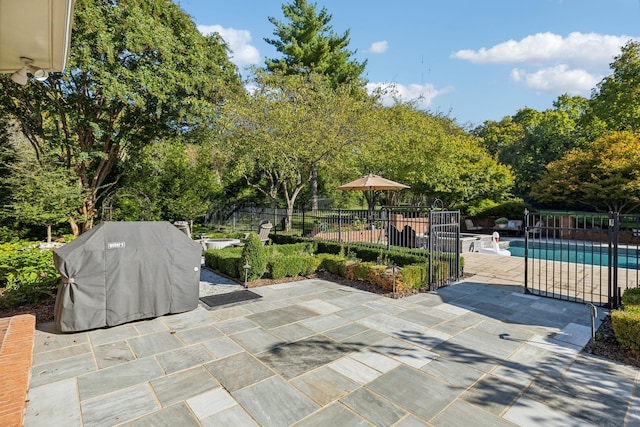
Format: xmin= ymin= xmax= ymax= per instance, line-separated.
xmin=264 ymin=0 xmax=367 ymax=210
xmin=0 ymin=0 xmax=241 ymax=234
xmin=219 ymin=72 xmax=377 ymax=230
xmin=474 ymin=96 xmax=588 ymax=195
xmin=587 ymin=41 xmax=640 ymax=133
xmin=532 ymin=131 xmax=640 ymax=213
xmin=264 ymin=0 xmax=366 ymax=87
xmin=345 ymin=105 xmax=514 ymax=208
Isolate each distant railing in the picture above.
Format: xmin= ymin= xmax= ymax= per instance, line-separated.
xmin=208 ymin=205 xmax=437 ymax=249
xmin=207 ymin=204 xmax=461 ymax=288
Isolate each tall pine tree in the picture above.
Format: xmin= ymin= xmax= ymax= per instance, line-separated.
xmin=264 ymin=0 xmax=366 ymax=88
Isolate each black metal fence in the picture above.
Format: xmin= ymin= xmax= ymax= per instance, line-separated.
xmin=207 ymin=205 xmax=460 ymax=288
xmin=524 ymin=210 xmax=640 ymax=308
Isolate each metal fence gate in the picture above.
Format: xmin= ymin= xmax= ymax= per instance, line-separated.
xmin=428 ymin=210 xmax=460 ymax=290
xmin=524 ymin=210 xmax=640 ymax=308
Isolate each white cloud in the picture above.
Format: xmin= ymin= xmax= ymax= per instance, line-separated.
xmin=366 ymin=82 xmax=452 ymax=107
xmin=198 ymin=24 xmax=260 ymax=67
xmin=510 ymin=65 xmax=602 ymax=95
xmin=451 ymin=32 xmax=636 ymax=69
xmin=368 ymin=40 xmax=389 ymax=54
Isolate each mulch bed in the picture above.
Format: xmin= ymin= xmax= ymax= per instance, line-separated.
xmin=583 ymin=314 xmax=640 ymax=368
xmin=0 ymin=296 xmax=56 ymax=324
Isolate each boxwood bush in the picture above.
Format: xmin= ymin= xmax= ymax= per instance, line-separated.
xmin=612 ymin=309 xmax=640 ymax=350
xmin=204 ymin=247 xmax=243 ymax=279
xmin=269 ymin=255 xmax=320 ymax=279
xmin=241 ymin=233 xmax=267 ymax=281
xmin=622 ymin=287 xmax=640 ymax=307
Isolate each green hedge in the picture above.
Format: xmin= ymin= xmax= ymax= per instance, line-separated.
xmin=269 ymin=255 xmax=320 ymax=279
xmin=317 ymin=253 xmax=348 ymax=276
xmin=612 ymin=309 xmax=640 ymax=350
xmin=204 ymin=247 xmax=243 ymax=279
xmin=610 ymin=287 xmax=640 ymax=350
xmin=400 ymin=264 xmax=428 ymax=290
xmin=204 ymin=238 xmax=447 ymax=293
xmin=266 ymin=242 xmax=316 ymax=257
xmin=269 ymin=234 xmax=309 ymax=245
xmin=622 ymin=287 xmax=640 ymax=306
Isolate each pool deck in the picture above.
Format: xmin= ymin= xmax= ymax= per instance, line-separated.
xmin=16 ymin=253 xmax=640 ymax=426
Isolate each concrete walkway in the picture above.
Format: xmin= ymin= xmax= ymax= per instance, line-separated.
xmin=25 ymin=255 xmax=640 ymax=426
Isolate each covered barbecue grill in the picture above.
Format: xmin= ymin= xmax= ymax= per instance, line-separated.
xmin=53 ymin=221 xmax=202 ymax=332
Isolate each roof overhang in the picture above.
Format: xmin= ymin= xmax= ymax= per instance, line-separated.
xmin=0 ymin=0 xmax=75 ymax=73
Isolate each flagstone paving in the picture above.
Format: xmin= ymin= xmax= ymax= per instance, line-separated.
xmin=23 ymin=258 xmax=640 ymax=426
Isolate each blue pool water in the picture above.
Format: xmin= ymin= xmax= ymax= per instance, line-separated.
xmin=508 ymin=240 xmax=640 ymax=270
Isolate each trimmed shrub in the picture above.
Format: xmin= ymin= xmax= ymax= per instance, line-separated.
xmin=611 ymin=309 xmax=640 ymax=350
xmin=623 ymin=287 xmax=640 ymax=307
xmin=241 ymin=233 xmax=267 ymax=281
xmin=400 ymin=264 xmax=428 ymax=290
xmin=269 ymin=255 xmax=320 ymax=279
xmin=354 ymin=262 xmax=375 ymax=281
xmin=317 ymin=253 xmax=348 ymax=276
xmin=316 ymin=241 xmax=345 ymax=255
xmin=266 ymin=242 xmax=316 ymax=257
xmin=269 ymin=234 xmax=308 ymax=245
xmin=386 ymin=251 xmax=427 ymax=267
xmin=204 ymin=247 xmax=243 ymax=278
xmin=369 ymin=265 xmax=405 ymax=291
xmin=352 ymin=247 xmax=386 ymax=263
xmin=203 ymin=250 xmax=220 ymax=271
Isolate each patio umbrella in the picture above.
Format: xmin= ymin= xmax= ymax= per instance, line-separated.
xmin=338 ymin=173 xmax=410 ymax=212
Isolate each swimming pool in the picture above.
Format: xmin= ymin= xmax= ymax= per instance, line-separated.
xmin=507 ymin=240 xmax=640 ymax=270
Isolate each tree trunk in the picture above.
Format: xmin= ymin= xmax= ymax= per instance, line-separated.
xmin=286 ymin=202 xmax=294 ymax=232
xmin=310 ymin=165 xmax=318 ymax=212
xmin=69 ymin=220 xmax=79 ymax=237
xmin=46 ymin=224 xmax=52 ymax=244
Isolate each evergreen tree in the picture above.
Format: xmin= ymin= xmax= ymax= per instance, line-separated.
xmin=264 ymin=0 xmax=366 ymax=88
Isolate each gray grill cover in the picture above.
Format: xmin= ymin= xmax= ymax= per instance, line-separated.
xmin=53 ymin=221 xmax=202 ymax=332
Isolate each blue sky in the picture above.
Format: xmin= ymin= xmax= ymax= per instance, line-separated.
xmin=177 ymin=0 xmax=640 ymax=126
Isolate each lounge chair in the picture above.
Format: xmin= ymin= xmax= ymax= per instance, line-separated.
xmin=401 ymin=225 xmax=417 ymax=248
xmin=243 ymin=220 xmax=273 ymax=245
xmin=528 ymin=220 xmax=544 ymax=238
xmin=494 ymin=219 xmax=523 ymax=236
xmin=464 ymin=219 xmax=483 ymax=232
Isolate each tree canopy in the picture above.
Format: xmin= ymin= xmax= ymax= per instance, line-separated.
xmin=218 ymin=72 xmax=377 ymax=228
xmin=0 ymin=0 xmax=241 ymax=233
xmin=587 ymin=41 xmax=640 ymax=133
xmin=474 ymin=97 xmax=589 ymax=195
xmin=346 ymin=105 xmax=514 ymax=208
xmin=532 ymin=131 xmax=640 ymax=213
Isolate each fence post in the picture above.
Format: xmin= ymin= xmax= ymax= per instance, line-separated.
xmin=608 ymin=211 xmax=615 ymax=308
xmin=302 ymin=209 xmax=305 ymax=236
xmin=386 ymin=207 xmax=392 ymax=251
xmin=524 ymin=208 xmax=529 ymax=294
xmin=428 ymin=208 xmax=434 ymax=288
xmin=613 ymin=211 xmax=620 ymax=307
xmin=338 ymin=209 xmax=342 ymax=243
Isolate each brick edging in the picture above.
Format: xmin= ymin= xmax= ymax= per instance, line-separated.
xmin=0 ymin=314 xmax=36 ymax=427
